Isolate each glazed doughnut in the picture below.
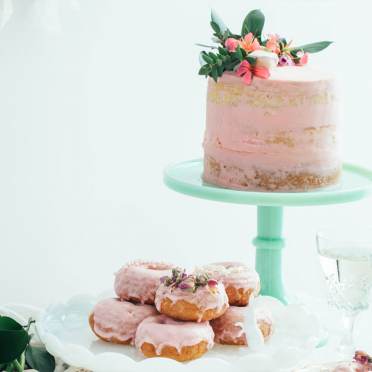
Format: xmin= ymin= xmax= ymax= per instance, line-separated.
xmin=89 ymin=298 xmax=157 ymax=344
xmin=210 ymin=306 xmax=273 ymax=346
xmin=135 ymin=314 xmax=214 ymax=362
xmin=197 ymin=262 xmax=260 ymax=306
xmin=114 ymin=261 xmax=174 ymax=305
xmin=155 ymin=268 xmax=229 ymax=322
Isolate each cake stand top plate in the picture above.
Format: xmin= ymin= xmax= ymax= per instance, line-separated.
xmin=164 ymin=159 xmax=372 ymax=207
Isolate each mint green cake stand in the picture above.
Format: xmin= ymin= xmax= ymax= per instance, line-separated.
xmin=164 ymin=159 xmax=372 ymax=304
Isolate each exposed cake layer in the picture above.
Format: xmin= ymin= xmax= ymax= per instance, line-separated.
xmin=203 ymin=67 xmax=341 ymax=192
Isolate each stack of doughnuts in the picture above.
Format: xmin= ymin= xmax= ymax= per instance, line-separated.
xmin=89 ymin=260 xmax=273 ymax=362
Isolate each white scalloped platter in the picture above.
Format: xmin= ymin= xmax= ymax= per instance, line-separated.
xmin=37 ymin=294 xmax=324 ymax=372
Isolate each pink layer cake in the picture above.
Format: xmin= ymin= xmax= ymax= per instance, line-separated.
xmin=203 ymin=67 xmax=341 ymax=192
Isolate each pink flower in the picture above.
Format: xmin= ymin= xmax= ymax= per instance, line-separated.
xmin=225 ymin=38 xmax=239 ymax=53
xmin=239 ymin=33 xmax=261 ymax=53
xmin=179 ymin=282 xmax=192 ymax=290
xmin=207 ymin=279 xmax=218 ymax=287
xmin=278 ymin=54 xmax=294 ymax=66
xmin=354 ymin=351 xmax=371 ymax=365
xmin=236 ymin=60 xmax=270 ymax=85
xmin=266 ymin=34 xmax=280 ymax=54
xmin=296 ymin=51 xmax=309 ymax=66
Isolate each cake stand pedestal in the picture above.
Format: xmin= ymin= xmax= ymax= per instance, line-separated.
xmin=164 ymin=159 xmax=372 ymax=304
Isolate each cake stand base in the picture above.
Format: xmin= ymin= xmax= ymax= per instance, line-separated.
xmin=163 ymin=159 xmax=372 ymax=304
xmin=253 ymin=206 xmax=286 ymax=303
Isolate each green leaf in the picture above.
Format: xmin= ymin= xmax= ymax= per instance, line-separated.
xmin=198 ymin=65 xmax=211 ymax=75
xmin=199 ymin=52 xmax=206 ymax=66
xmin=202 ymin=53 xmax=214 ymax=64
xmin=208 ymin=52 xmax=218 ymax=62
xmin=0 ymin=317 xmax=29 ymax=364
xmin=241 ymin=9 xmax=265 ymax=39
xmin=247 ymin=56 xmax=257 ymax=65
xmin=290 ymin=41 xmax=333 ymax=54
xmin=211 ymin=9 xmax=228 ymax=33
xmin=218 ymin=47 xmax=228 ymax=55
xmin=210 ymin=21 xmax=220 ymax=35
xmin=211 ymin=66 xmax=218 ymax=82
xmin=26 ymin=345 xmax=55 ymax=372
xmin=232 ymin=47 xmax=243 ymax=61
xmin=222 ymin=30 xmax=231 ymax=41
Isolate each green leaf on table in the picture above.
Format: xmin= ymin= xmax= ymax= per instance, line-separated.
xmin=290 ymin=41 xmax=333 ymax=54
xmin=241 ymin=9 xmax=265 ymax=39
xmin=211 ymin=9 xmax=228 ymax=33
xmin=26 ymin=345 xmax=55 ymax=372
xmin=0 ymin=316 xmax=29 ymax=364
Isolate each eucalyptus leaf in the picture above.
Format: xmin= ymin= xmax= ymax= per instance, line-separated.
xmin=26 ymin=345 xmax=55 ymax=372
xmin=0 ymin=317 xmax=29 ymax=364
xmin=290 ymin=41 xmax=333 ymax=54
xmin=241 ymin=9 xmax=265 ymax=39
xmin=211 ymin=9 xmax=228 ymax=33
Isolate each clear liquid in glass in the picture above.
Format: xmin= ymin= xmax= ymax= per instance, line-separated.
xmin=318 ymin=247 xmax=372 ymax=315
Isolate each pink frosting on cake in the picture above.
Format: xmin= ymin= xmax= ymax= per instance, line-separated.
xmin=91 ymin=298 xmax=157 ymax=344
xmin=114 ymin=261 xmax=174 ymax=304
xmin=210 ymin=305 xmax=272 ymax=346
xmin=203 ymin=67 xmax=341 ymax=191
xmin=197 ymin=262 xmax=260 ymax=293
xmin=155 ymin=281 xmax=229 ymax=321
xmin=135 ymin=314 xmax=214 ymax=355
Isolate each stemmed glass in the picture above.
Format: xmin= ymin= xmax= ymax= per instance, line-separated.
xmin=317 ymin=227 xmax=372 ymax=357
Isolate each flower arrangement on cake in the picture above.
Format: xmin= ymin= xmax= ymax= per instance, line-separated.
xmin=198 ymin=9 xmax=332 ymax=84
xmin=200 ymin=9 xmax=341 ymax=192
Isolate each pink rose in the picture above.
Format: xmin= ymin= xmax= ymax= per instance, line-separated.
xmin=225 ymin=38 xmax=239 ymax=52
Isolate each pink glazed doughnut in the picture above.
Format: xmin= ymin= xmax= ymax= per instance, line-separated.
xmin=114 ymin=261 xmax=175 ymax=305
xmin=135 ymin=314 xmax=214 ymax=361
xmin=89 ymin=298 xmax=157 ymax=345
xmin=210 ymin=306 xmax=273 ymax=346
xmin=197 ymin=262 xmax=260 ymax=306
xmin=155 ymin=268 xmax=229 ymax=322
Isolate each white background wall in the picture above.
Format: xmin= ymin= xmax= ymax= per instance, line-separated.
xmin=0 ymin=0 xmax=372 ymax=307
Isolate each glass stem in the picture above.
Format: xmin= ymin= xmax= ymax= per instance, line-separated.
xmin=339 ymin=313 xmax=357 ymax=357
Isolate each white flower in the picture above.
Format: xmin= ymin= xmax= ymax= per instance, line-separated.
xmin=249 ymin=50 xmax=279 ymax=69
